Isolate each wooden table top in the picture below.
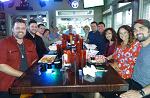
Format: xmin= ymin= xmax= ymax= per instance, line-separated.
xmin=10 ymin=61 xmax=129 ymax=94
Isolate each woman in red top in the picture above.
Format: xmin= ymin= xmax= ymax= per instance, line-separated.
xmin=106 ymin=25 xmax=142 ymax=79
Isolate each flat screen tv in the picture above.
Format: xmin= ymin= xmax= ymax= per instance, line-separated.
xmin=83 ymin=0 xmax=104 ymax=8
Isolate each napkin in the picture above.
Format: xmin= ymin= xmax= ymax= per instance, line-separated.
xmin=83 ymin=65 xmax=97 ymax=77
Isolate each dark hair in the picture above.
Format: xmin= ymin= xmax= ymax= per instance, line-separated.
xmin=117 ymin=25 xmax=134 ymax=46
xmin=38 ymin=24 xmax=45 ymax=28
xmin=43 ymin=29 xmax=50 ymax=35
xmin=133 ymin=19 xmax=150 ymax=34
xmin=134 ymin=19 xmax=150 ymax=29
xmin=28 ymin=19 xmax=37 ymax=25
xmin=98 ymin=22 xmax=105 ymax=27
xmin=104 ymin=28 xmax=117 ymax=42
xmin=12 ymin=19 xmax=26 ymax=27
xmin=91 ymin=21 xmax=97 ymax=25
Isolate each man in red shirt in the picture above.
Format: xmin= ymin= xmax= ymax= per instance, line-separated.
xmin=0 ymin=19 xmax=38 ymax=98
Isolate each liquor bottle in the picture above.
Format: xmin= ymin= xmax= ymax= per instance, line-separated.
xmin=79 ymin=38 xmax=83 ymax=49
xmin=69 ymin=34 xmax=73 ymax=45
xmin=62 ymin=50 xmax=71 ymax=67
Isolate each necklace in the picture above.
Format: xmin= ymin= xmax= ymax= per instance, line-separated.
xmin=17 ymin=43 xmax=25 ymax=59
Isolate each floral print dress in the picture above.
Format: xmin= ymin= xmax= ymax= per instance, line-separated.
xmin=113 ymin=41 xmax=142 ymax=79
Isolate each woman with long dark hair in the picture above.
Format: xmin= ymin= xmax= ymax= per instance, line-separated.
xmin=107 ymin=25 xmax=142 ymax=79
xmin=103 ymin=28 xmax=117 ymax=57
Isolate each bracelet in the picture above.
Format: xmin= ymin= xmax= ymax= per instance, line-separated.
xmin=139 ymin=89 xmax=145 ymax=97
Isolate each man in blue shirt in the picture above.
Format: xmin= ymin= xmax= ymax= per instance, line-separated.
xmin=97 ymin=22 xmax=105 ymax=35
xmin=49 ymin=27 xmax=61 ymax=44
xmin=64 ymin=25 xmax=76 ymax=35
xmin=120 ymin=19 xmax=150 ymax=98
xmin=97 ymin=22 xmax=107 ymax=54
xmin=87 ymin=21 xmax=98 ymax=43
xmin=87 ymin=21 xmax=107 ymax=55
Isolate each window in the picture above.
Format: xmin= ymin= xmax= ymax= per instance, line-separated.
xmin=114 ymin=9 xmax=132 ymax=31
xmin=56 ymin=10 xmax=94 ymax=36
xmin=114 ymin=12 xmax=123 ymax=31
xmin=125 ymin=9 xmax=132 ymax=26
xmin=143 ymin=1 xmax=150 ymax=21
xmin=103 ymin=14 xmax=112 ymax=28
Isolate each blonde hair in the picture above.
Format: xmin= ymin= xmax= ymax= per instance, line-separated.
xmin=83 ymin=25 xmax=90 ymax=30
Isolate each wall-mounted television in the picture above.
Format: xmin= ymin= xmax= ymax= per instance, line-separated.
xmin=83 ymin=0 xmax=104 ymax=8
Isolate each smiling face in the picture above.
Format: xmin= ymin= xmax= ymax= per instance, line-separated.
xmin=119 ymin=28 xmax=129 ymax=42
xmin=98 ymin=24 xmax=105 ymax=33
xmin=83 ymin=26 xmax=90 ymax=34
xmin=29 ymin=23 xmax=38 ymax=34
xmin=43 ymin=30 xmax=50 ymax=38
xmin=12 ymin=22 xmax=26 ymax=39
xmin=134 ymin=23 xmax=149 ymax=42
xmin=38 ymin=25 xmax=45 ymax=34
xmin=105 ymin=30 xmax=113 ymax=41
xmin=90 ymin=23 xmax=97 ymax=32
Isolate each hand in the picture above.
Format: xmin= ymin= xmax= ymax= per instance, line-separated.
xmin=110 ymin=62 xmax=120 ymax=72
xmin=120 ymin=90 xmax=142 ymax=98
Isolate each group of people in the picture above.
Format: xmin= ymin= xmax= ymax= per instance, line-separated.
xmin=0 ymin=18 xmax=150 ymax=98
xmin=84 ymin=20 xmax=150 ymax=98
xmin=0 ymin=19 xmax=62 ymax=98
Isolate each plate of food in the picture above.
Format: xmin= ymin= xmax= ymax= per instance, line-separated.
xmin=38 ymin=55 xmax=56 ymax=64
xmin=88 ymin=55 xmax=106 ymax=64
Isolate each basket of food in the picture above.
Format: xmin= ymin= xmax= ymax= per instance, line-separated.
xmin=38 ymin=55 xmax=56 ymax=64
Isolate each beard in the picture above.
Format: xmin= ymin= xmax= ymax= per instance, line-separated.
xmin=14 ymin=31 xmax=26 ymax=39
xmin=136 ymin=33 xmax=150 ymax=42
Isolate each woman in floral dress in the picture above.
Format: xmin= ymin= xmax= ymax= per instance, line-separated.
xmin=107 ymin=25 xmax=142 ymax=79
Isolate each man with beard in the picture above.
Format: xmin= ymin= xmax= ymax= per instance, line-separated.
xmin=0 ymin=19 xmax=38 ymax=98
xmin=25 ymin=20 xmax=48 ymax=58
xmin=120 ymin=19 xmax=150 ymax=98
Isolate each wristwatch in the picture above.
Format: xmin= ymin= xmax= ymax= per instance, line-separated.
xmin=139 ymin=89 xmax=145 ymax=97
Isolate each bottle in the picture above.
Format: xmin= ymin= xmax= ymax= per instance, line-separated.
xmin=62 ymin=50 xmax=71 ymax=67
xmin=70 ymin=34 xmax=73 ymax=45
xmin=79 ymin=38 xmax=83 ymax=49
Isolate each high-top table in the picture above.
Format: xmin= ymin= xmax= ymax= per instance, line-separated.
xmin=9 ymin=61 xmax=129 ymax=94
